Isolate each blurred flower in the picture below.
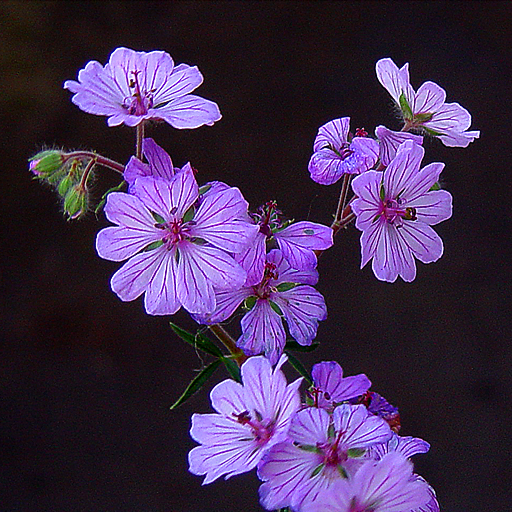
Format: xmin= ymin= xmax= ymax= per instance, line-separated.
xmin=189 ymin=355 xmax=302 ymax=484
xmin=351 ymin=140 xmax=452 ymax=282
xmin=64 ymin=47 xmax=221 ymax=128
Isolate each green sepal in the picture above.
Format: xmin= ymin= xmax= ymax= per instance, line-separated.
xmin=337 ymin=465 xmax=349 ymax=478
xmin=198 ymin=184 xmax=212 ymax=195
xmin=297 ymin=444 xmax=321 ymax=453
xmin=311 ymin=464 xmax=324 ymax=478
xmin=276 ymin=282 xmax=297 ymax=292
xmin=269 ymin=300 xmax=283 ymax=316
xmin=144 ymin=240 xmax=164 ymax=251
xmin=152 ymin=211 xmax=166 ymax=224
xmin=285 ymin=351 xmax=312 ymax=384
xmin=221 ymin=357 xmax=241 ymax=382
xmin=423 ymin=126 xmax=442 ymax=137
xmin=327 ymin=424 xmax=336 ymax=438
xmin=413 ymin=112 xmax=434 ymax=123
xmin=182 ymin=204 xmax=196 ymax=223
xmin=284 ymin=340 xmax=320 ymax=353
xmin=379 ymin=182 xmax=386 ymax=201
xmin=169 ymin=322 xmax=223 ymax=358
xmin=429 ymin=181 xmax=441 ymax=191
xmin=347 ymin=448 xmax=366 ymax=458
xmin=170 ymin=359 xmax=221 ymax=409
xmin=95 ymin=180 xmax=127 ymax=216
xmin=399 ymin=92 xmax=413 ymax=121
xmin=244 ymin=296 xmax=257 ymax=311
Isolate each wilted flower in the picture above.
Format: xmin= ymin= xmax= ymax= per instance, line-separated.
xmin=196 ymin=249 xmax=327 ymax=364
xmin=309 ymin=118 xmax=379 ymax=185
xmin=188 ymin=355 xmax=302 ymax=484
xmin=351 ymin=140 xmax=452 ymax=282
xmin=96 ymin=169 xmax=258 ymax=315
xmin=64 ymin=47 xmax=221 ymax=128
xmin=376 ymin=57 xmax=479 ymax=147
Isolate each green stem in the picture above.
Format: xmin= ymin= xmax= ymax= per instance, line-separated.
xmin=208 ymin=324 xmax=247 ymax=366
xmin=64 ymin=151 xmax=125 ymax=174
xmin=78 ymin=158 xmax=96 ymax=190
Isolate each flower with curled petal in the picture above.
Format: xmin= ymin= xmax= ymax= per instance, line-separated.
xmin=64 ymin=47 xmax=221 ymax=128
xmin=188 ymin=355 xmax=302 ymax=484
xmin=376 ymin=57 xmax=479 ymax=147
xmin=351 ymin=140 xmax=452 ymax=283
xmin=196 ymin=249 xmax=327 ymax=365
xmin=308 ymin=118 xmax=379 ymax=185
xmin=96 ymin=168 xmax=258 ymax=315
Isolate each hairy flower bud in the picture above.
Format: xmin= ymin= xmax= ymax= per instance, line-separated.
xmin=63 ymin=185 xmax=88 ymax=220
xmin=29 ymin=150 xmax=65 ymax=178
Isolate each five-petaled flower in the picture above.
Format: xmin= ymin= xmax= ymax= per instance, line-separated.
xmin=195 ymin=249 xmax=327 ymax=365
xmin=64 ymin=47 xmax=221 ymax=128
xmin=376 ymin=57 xmax=480 ymax=147
xmin=96 ymin=169 xmax=258 ymax=315
xmin=309 ymin=118 xmax=379 ymax=185
xmin=351 ymin=140 xmax=452 ymax=283
xmin=188 ymin=355 xmax=302 ymax=484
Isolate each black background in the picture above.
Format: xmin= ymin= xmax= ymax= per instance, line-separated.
xmin=1 ymin=2 xmax=511 ymax=511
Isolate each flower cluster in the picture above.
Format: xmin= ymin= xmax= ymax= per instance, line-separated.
xmin=30 ymin=47 xmax=479 ymax=512
xmin=190 ymin=357 xmax=437 ymax=512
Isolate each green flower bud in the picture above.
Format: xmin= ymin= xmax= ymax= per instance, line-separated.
xmin=29 ymin=150 xmax=65 ymax=178
xmin=63 ymin=186 xmax=88 ymax=220
xmin=57 ymin=175 xmax=75 ymax=197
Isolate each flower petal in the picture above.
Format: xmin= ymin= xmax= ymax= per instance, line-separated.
xmin=395 ymin=222 xmax=443 ymax=264
xmin=194 ymin=286 xmax=252 ymax=325
xmin=96 ymin=225 xmax=160 ymax=262
xmin=155 ymin=94 xmax=222 ymax=129
xmin=384 ymin=140 xmax=424 ymax=199
xmin=412 ymin=81 xmax=446 ymax=114
xmin=376 ymin=58 xmax=414 ymax=106
xmin=154 ymin=64 xmax=203 ymax=104
xmin=141 ymin=138 xmax=174 ymax=181
xmin=313 ymin=117 xmax=350 ymax=152
xmin=375 ymin=125 xmax=423 ymax=166
xmin=408 ymin=190 xmax=452 ymax=225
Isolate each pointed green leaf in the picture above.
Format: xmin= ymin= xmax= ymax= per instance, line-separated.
xmin=170 ymin=359 xmax=221 ymax=409
xmin=221 ymin=357 xmax=241 ymax=382
xmin=285 ymin=340 xmax=320 ymax=353
xmin=169 ymin=322 xmax=223 ymax=358
xmin=285 ymin=351 xmax=312 ymax=384
xmin=399 ymin=92 xmax=413 ymax=121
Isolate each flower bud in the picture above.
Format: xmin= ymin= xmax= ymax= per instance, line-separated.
xmin=63 ymin=185 xmax=88 ymax=220
xmin=29 ymin=150 xmax=65 ymax=178
xmin=57 ymin=175 xmax=75 ymax=197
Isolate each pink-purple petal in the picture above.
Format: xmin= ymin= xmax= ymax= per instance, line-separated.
xmin=141 ymin=138 xmax=174 ymax=180
xmin=153 ymin=64 xmax=203 ymax=104
xmin=408 ymin=190 xmax=453 ymax=225
xmin=102 ymin=191 xmax=157 ymax=231
xmin=155 ymin=94 xmax=222 ymax=129
xmin=96 ymin=226 xmax=160 ymax=262
xmin=376 ymin=125 xmax=424 ymax=166
xmin=396 ymin=222 xmax=443 ymax=264
xmin=413 ymin=81 xmax=446 ymax=114
xmin=313 ymin=117 xmax=350 ymax=152
xmin=384 ymin=141 xmax=424 ymax=199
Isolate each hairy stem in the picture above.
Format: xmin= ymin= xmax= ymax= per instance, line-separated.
xmin=208 ymin=324 xmax=248 ymax=366
xmin=136 ymin=122 xmax=145 ymax=160
xmin=64 ymin=152 xmax=125 ymax=174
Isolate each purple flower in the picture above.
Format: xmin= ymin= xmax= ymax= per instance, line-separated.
xmin=188 ymin=355 xmax=302 ymax=484
xmin=376 ymin=58 xmax=480 ymax=147
xmin=310 ymin=361 xmax=371 ymax=410
xmin=367 ymin=432 xmax=430 ymax=461
xmin=375 ymin=125 xmax=423 ymax=166
xmin=258 ymin=404 xmax=393 ymax=511
xmin=196 ymin=249 xmax=327 ymax=364
xmin=301 ymin=452 xmax=432 ymax=512
xmin=96 ymin=169 xmax=259 ymax=315
xmin=308 ymin=118 xmax=379 ymax=185
xmin=64 ymin=47 xmax=221 ymax=128
xmin=351 ymin=140 xmax=453 ymax=282
xmin=236 ymin=202 xmax=333 ymax=285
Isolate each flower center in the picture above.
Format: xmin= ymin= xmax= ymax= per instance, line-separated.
xmin=234 ymin=411 xmax=275 ymax=446
xmin=155 ymin=217 xmax=192 ymax=248
xmin=380 ymin=198 xmax=417 ymax=225
xmin=319 ymin=429 xmax=348 ymax=468
xmin=123 ymin=70 xmax=154 ymax=116
xmin=252 ymin=262 xmax=278 ymax=299
xmin=326 ymin=142 xmax=353 ymax=160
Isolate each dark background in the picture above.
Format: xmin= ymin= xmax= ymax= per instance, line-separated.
xmin=1 ymin=1 xmax=510 ymax=511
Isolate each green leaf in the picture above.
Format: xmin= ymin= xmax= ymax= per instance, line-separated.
xmin=169 ymin=322 xmax=223 ymax=358
xmin=285 ymin=351 xmax=312 ymax=384
xmin=221 ymin=357 xmax=241 ymax=382
xmin=399 ymin=92 xmax=413 ymax=121
xmin=284 ymin=340 xmax=320 ymax=353
xmin=276 ymin=282 xmax=297 ymax=292
xmin=95 ymin=180 xmax=127 ymax=216
xmin=170 ymin=359 xmax=221 ymax=409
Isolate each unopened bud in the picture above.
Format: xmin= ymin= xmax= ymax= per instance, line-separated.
xmin=63 ymin=186 xmax=88 ymax=220
xmin=29 ymin=150 xmax=65 ymax=178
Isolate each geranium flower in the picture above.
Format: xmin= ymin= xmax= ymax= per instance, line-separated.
xmin=301 ymin=452 xmax=432 ymax=512
xmin=196 ymin=249 xmax=327 ymax=364
xmin=375 ymin=125 xmax=423 ymax=166
xmin=376 ymin=57 xmax=479 ymax=147
xmin=96 ymin=169 xmax=258 ymax=315
xmin=64 ymin=47 xmax=221 ymax=128
xmin=258 ymin=404 xmax=393 ymax=511
xmin=351 ymin=140 xmax=452 ymax=283
xmin=308 ymin=118 xmax=379 ymax=185
xmin=188 ymin=355 xmax=302 ymax=484
xmin=309 ymin=361 xmax=371 ymax=410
